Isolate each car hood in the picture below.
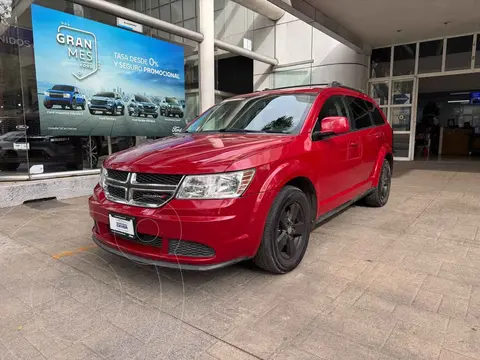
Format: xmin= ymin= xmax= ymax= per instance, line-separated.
xmin=104 ymin=133 xmax=294 ymax=174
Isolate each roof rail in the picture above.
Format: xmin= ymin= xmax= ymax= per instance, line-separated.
xmin=261 ymin=81 xmax=365 ymax=94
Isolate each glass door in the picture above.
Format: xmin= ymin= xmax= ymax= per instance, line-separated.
xmin=369 ymin=76 xmax=418 ymax=160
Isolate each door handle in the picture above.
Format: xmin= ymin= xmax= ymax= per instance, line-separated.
xmin=349 ymin=142 xmax=360 ymax=147
xmin=374 ymin=133 xmax=383 ymax=139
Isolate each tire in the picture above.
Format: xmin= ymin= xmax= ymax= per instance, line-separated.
xmin=89 ymin=110 xmax=95 ymax=115
xmin=253 ymin=185 xmax=311 ymax=274
xmin=120 ymin=107 xmax=125 ymax=115
xmin=129 ymin=111 xmax=133 ymax=116
xmin=70 ymin=100 xmax=76 ymax=110
xmin=179 ymin=113 xmax=184 ymax=118
xmin=81 ymin=104 xmax=85 ymax=110
xmin=44 ymin=103 xmax=52 ymax=109
xmin=153 ymin=114 xmax=158 ymax=118
xmin=364 ymin=159 xmax=392 ymax=207
xmin=61 ymin=105 xmax=66 ymax=109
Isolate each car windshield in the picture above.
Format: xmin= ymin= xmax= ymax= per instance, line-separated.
xmin=185 ymin=93 xmax=316 ymax=134
xmin=165 ymin=98 xmax=179 ymax=104
xmin=0 ymin=131 xmax=24 ymax=142
xmin=134 ymin=95 xmax=151 ymax=102
xmin=95 ymin=92 xmax=115 ymax=98
xmin=52 ymin=85 xmax=74 ymax=92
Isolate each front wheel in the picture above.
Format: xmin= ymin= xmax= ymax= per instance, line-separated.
xmin=364 ymin=159 xmax=391 ymax=207
xmin=254 ymin=185 xmax=311 ymax=274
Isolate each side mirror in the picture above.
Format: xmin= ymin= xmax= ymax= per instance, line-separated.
xmin=312 ymin=116 xmax=350 ymax=141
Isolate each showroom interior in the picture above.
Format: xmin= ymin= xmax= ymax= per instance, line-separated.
xmin=369 ymin=34 xmax=480 ymax=161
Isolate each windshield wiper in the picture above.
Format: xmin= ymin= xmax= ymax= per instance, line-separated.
xmin=218 ymin=128 xmax=262 ymax=133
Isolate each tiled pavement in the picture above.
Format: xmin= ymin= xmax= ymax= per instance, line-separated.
xmin=2 ymin=161 xmax=480 ymax=359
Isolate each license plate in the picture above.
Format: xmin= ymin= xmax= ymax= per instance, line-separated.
xmin=109 ymin=213 xmax=135 ymax=237
xmin=13 ymin=143 xmax=29 ymax=150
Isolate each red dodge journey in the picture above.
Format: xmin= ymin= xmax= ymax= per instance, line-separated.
xmin=89 ymin=82 xmax=393 ymax=274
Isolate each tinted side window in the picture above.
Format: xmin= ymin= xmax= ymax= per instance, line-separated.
xmin=313 ymin=95 xmax=348 ymax=132
xmin=346 ymin=96 xmax=373 ymax=130
xmin=370 ymin=106 xmax=387 ymax=126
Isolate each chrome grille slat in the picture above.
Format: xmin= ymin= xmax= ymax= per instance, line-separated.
xmin=104 ymin=169 xmax=183 ymax=208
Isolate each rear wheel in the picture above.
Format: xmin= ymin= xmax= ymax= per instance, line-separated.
xmin=254 ymin=185 xmax=310 ymax=274
xmin=364 ymin=159 xmax=391 ymax=207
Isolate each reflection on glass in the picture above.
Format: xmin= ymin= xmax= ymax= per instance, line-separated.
xmin=391 ymin=107 xmax=411 ymax=131
xmin=392 ymin=80 xmax=413 ymax=105
xmin=393 ymin=134 xmax=410 ymax=157
xmin=186 ymin=94 xmax=316 ymax=134
xmin=274 ymin=68 xmax=311 ymax=89
xmin=418 ymin=40 xmax=443 ymax=73
xmin=393 ymin=43 xmax=416 ymax=76
xmin=369 ymin=82 xmax=389 ymax=105
xmin=476 ymin=36 xmax=480 ymax=68
xmin=446 ymin=35 xmax=473 ymax=71
xmin=370 ymin=47 xmax=391 ymax=78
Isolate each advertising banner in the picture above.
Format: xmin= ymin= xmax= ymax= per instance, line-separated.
xmin=31 ymin=4 xmax=185 ymax=137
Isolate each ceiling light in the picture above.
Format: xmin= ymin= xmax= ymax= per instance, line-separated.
xmin=447 ymin=100 xmax=469 ymax=104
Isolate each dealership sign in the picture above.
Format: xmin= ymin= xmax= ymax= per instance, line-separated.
xmin=31 ymin=4 xmax=185 ymax=137
xmin=0 ymin=26 xmax=33 ymax=54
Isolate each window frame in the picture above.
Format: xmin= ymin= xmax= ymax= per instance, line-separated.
xmin=344 ymin=95 xmax=376 ymax=132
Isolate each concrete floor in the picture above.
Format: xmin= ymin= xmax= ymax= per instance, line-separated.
xmin=1 ymin=161 xmax=480 ymax=360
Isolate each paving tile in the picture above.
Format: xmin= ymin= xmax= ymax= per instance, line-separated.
xmin=438 ymin=263 xmax=480 ymax=287
xmin=354 ymin=291 xmax=397 ymax=315
xmin=207 ymin=342 xmax=259 ymax=360
xmin=412 ymin=289 xmax=443 ymax=312
xmin=319 ymin=304 xmax=397 ymax=349
xmin=298 ymin=327 xmax=398 ymax=360
xmin=444 ymin=318 xmax=480 ymax=359
xmin=400 ymin=253 xmax=443 ymax=275
xmin=272 ymin=346 xmax=324 ymax=360
xmin=81 ymin=324 xmax=144 ymax=359
xmin=222 ymin=326 xmax=284 ymax=359
xmin=392 ymin=304 xmax=450 ymax=332
xmin=382 ymin=321 xmax=443 ymax=360
xmin=439 ymin=349 xmax=478 ymax=360
xmin=439 ymin=294 xmax=469 ymax=319
xmin=421 ymin=275 xmax=472 ymax=299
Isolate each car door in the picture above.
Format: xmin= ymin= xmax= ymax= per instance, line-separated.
xmin=310 ymin=94 xmax=361 ymax=213
xmin=344 ymin=96 xmax=375 ymax=190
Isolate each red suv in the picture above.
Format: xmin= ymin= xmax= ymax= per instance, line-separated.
xmin=89 ymin=83 xmax=393 ymax=274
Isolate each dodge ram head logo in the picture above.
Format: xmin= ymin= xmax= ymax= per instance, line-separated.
xmin=56 ymin=24 xmax=99 ymax=80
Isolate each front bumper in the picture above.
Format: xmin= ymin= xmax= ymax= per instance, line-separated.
xmin=89 ymin=185 xmax=272 ymax=268
xmin=89 ymin=104 xmax=115 ymax=112
xmin=44 ymin=98 xmax=71 ymax=106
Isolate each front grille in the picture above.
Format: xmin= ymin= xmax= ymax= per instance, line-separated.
xmin=91 ymin=99 xmax=107 ymax=105
xmin=112 ymin=232 xmax=162 ymax=248
xmin=168 ymin=239 xmax=215 ymax=258
xmin=104 ymin=169 xmax=183 ymax=208
xmin=50 ymin=94 xmax=63 ymax=98
xmin=106 ymin=185 xmax=126 ymax=200
xmin=132 ymin=190 xmax=173 ymax=206
xmin=135 ymin=173 xmax=183 ymax=186
xmin=107 ymin=169 xmax=129 ymax=182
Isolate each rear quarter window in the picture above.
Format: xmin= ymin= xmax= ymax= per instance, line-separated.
xmin=369 ymin=103 xmax=387 ymax=126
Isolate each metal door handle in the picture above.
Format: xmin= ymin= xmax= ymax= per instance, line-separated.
xmin=349 ymin=142 xmax=359 ymax=147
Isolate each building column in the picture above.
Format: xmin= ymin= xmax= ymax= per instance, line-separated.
xmin=198 ymin=0 xmax=215 ymax=113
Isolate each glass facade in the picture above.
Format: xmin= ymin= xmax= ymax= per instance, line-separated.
xmin=0 ymin=0 xmax=207 ymax=180
xmin=369 ymin=32 xmax=480 ymax=159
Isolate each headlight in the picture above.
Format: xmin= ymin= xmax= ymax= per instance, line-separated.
xmin=176 ymin=169 xmax=255 ymax=199
xmin=99 ymin=167 xmax=107 ymax=189
xmin=44 ymin=91 xmax=50 ymax=96
xmin=63 ymin=93 xmax=71 ymax=98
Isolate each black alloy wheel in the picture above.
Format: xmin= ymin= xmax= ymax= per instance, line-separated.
xmin=276 ymin=202 xmax=306 ymax=259
xmin=254 ymin=185 xmax=311 ymax=274
xmin=364 ymin=159 xmax=391 ymax=207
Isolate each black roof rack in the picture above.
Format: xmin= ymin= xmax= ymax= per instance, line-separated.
xmin=261 ymin=81 xmax=365 ymax=94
